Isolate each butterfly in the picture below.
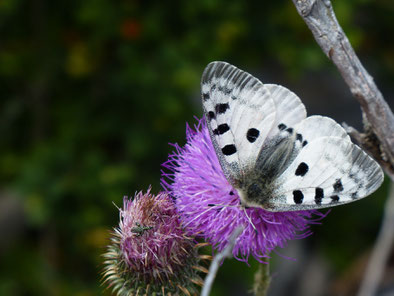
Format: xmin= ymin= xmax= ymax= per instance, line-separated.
xmin=201 ymin=61 xmax=384 ymax=212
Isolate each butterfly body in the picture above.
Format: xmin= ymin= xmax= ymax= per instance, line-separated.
xmin=201 ymin=61 xmax=383 ymax=212
xmin=236 ymin=132 xmax=295 ymax=208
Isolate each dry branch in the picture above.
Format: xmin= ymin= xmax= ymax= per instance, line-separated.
xmin=291 ymin=0 xmax=394 ymax=294
xmin=292 ymin=0 xmax=394 ymax=179
xmin=201 ymin=226 xmax=244 ymax=296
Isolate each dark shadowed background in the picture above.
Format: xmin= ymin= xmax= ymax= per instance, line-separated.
xmin=0 ymin=0 xmax=393 ymax=295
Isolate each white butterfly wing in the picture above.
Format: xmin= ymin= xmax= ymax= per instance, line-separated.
xmin=295 ymin=115 xmax=350 ymax=145
xmin=200 ymin=61 xmax=384 ymax=212
xmin=271 ymin=137 xmax=383 ymax=211
xmin=264 ymin=84 xmax=306 ymax=140
xmin=201 ymin=61 xmax=276 ymax=185
xmin=281 ymin=115 xmax=351 ymax=157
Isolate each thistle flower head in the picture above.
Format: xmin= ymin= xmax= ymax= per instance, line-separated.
xmin=162 ymin=118 xmax=327 ymax=263
xmin=102 ymin=189 xmax=204 ymax=295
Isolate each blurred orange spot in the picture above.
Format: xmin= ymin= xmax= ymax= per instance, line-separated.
xmin=120 ymin=19 xmax=141 ymax=40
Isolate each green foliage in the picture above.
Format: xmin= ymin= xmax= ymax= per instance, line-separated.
xmin=0 ymin=0 xmax=393 ymax=294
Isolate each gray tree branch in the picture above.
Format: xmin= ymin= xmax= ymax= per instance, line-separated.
xmin=291 ymin=1 xmax=394 ymax=294
xmin=291 ymin=0 xmax=394 ymax=180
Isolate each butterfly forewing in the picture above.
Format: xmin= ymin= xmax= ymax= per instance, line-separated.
xmin=295 ymin=115 xmax=350 ymax=145
xmin=201 ymin=62 xmax=276 ymax=184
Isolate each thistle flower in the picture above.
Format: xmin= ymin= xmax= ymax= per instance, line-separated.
xmin=162 ymin=118 xmax=327 ymax=263
xmin=102 ymin=189 xmax=206 ymax=295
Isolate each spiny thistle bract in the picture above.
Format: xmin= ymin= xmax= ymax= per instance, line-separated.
xmin=162 ymin=118 xmax=328 ymax=263
xmin=102 ymin=189 xmax=206 ymax=295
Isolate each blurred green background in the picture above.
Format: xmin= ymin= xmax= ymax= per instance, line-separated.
xmin=1 ymin=0 xmax=393 ymax=295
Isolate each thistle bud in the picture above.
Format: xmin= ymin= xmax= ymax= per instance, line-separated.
xmin=102 ymin=189 xmax=204 ymax=295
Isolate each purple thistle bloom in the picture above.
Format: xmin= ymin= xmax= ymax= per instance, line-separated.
xmin=162 ymin=117 xmax=328 ymax=263
xmin=102 ymin=189 xmax=204 ymax=295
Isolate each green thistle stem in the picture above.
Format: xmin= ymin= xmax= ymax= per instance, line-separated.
xmin=253 ymin=261 xmax=270 ymax=296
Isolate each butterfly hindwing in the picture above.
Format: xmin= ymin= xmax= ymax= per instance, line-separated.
xmin=270 ymin=137 xmax=383 ymax=211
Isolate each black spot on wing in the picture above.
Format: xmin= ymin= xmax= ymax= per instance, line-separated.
xmin=351 ymin=192 xmax=358 ymax=199
xmin=333 ymin=179 xmax=344 ymax=192
xmin=302 ymin=140 xmax=308 ymax=147
xmin=315 ymin=187 xmax=324 ymax=205
xmin=286 ymin=127 xmax=293 ymax=134
xmin=278 ymin=123 xmax=287 ymax=131
xmin=293 ymin=190 xmax=304 ymax=204
xmin=203 ymin=92 xmax=209 ymax=101
xmin=295 ymin=162 xmax=309 ymax=177
xmin=207 ymin=111 xmax=216 ymax=121
xmin=222 ymin=144 xmax=237 ymax=156
xmin=215 ymin=103 xmax=230 ymax=114
xmin=213 ymin=124 xmax=230 ymax=135
xmin=246 ymin=128 xmax=260 ymax=143
xmin=330 ymin=195 xmax=340 ymax=202
xmin=296 ymin=133 xmax=303 ymax=142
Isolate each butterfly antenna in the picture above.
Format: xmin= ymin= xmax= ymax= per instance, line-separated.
xmin=243 ymin=208 xmax=258 ymax=234
xmin=207 ymin=203 xmax=237 ymax=208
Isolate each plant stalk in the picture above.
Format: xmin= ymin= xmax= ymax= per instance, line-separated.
xmin=253 ymin=261 xmax=270 ymax=296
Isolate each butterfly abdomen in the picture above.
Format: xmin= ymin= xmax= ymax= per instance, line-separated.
xmin=255 ymin=131 xmax=298 ymax=179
